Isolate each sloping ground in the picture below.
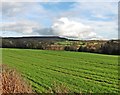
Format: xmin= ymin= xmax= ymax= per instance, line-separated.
xmin=2 ymin=48 xmax=119 ymax=93
xmin=1 ymin=64 xmax=33 ymax=94
xmin=0 ymin=64 xmax=70 ymax=94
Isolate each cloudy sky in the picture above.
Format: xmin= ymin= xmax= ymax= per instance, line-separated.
xmin=1 ymin=0 xmax=119 ymax=40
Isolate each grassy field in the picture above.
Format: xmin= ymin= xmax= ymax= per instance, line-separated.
xmin=2 ymin=48 xmax=119 ymax=93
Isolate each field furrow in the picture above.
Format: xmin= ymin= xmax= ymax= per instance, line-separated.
xmin=2 ymin=48 xmax=119 ymax=93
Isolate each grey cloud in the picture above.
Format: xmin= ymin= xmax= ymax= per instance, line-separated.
xmin=2 ymin=2 xmax=46 ymax=19
xmin=33 ymin=28 xmax=55 ymax=36
xmin=2 ymin=2 xmax=27 ymax=17
xmin=1 ymin=20 xmax=55 ymax=36
xmin=1 ymin=20 xmax=42 ymax=34
xmin=1 ymin=17 xmax=105 ymax=40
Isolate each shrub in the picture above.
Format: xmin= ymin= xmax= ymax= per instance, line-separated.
xmin=1 ymin=64 xmax=33 ymax=94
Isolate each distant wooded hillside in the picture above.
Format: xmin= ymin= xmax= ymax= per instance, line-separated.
xmin=1 ymin=36 xmax=120 ymax=55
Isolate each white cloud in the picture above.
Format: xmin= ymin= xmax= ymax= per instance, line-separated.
xmin=1 ymin=2 xmax=118 ymax=40
xmin=51 ymin=17 xmax=100 ymax=40
xmin=1 ymin=17 xmax=104 ymax=40
xmin=72 ymin=2 xmax=118 ymax=17
xmin=2 ymin=2 xmax=27 ymax=17
xmin=81 ymin=20 xmax=118 ymax=39
xmin=1 ymin=0 xmax=119 ymax=2
xmin=65 ymin=2 xmax=118 ymax=39
xmin=2 ymin=0 xmax=40 ymax=2
xmin=1 ymin=20 xmax=42 ymax=35
xmin=2 ymin=17 xmax=115 ymax=40
xmin=2 ymin=2 xmax=47 ymax=18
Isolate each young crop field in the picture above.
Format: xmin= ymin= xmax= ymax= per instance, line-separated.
xmin=2 ymin=48 xmax=119 ymax=93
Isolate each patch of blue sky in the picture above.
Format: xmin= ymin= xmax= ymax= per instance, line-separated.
xmin=25 ymin=13 xmax=52 ymax=27
xmin=40 ymin=2 xmax=75 ymax=12
xmin=40 ymin=18 xmax=52 ymax=27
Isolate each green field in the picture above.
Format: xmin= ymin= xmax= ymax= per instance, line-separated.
xmin=2 ymin=48 xmax=119 ymax=93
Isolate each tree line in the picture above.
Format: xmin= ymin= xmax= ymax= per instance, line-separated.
xmin=2 ymin=37 xmax=120 ymax=55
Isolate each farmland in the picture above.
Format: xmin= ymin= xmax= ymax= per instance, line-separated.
xmin=2 ymin=48 xmax=119 ymax=93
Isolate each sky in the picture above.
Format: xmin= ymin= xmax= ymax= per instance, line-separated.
xmin=1 ymin=0 xmax=119 ymax=40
